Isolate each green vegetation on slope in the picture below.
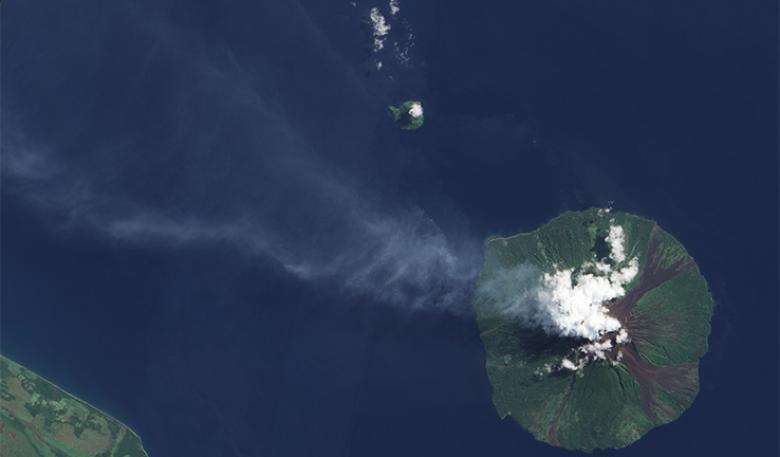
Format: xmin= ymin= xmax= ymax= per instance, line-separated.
xmin=0 ymin=355 xmax=149 ymax=457
xmin=630 ymin=268 xmax=713 ymax=367
xmin=474 ymin=209 xmax=714 ymax=452
xmin=387 ymin=100 xmax=424 ymax=130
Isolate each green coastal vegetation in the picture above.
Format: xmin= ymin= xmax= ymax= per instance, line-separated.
xmin=473 ymin=209 xmax=715 ymax=452
xmin=0 ymin=354 xmax=149 ymax=457
xmin=388 ymin=100 xmax=424 ymax=130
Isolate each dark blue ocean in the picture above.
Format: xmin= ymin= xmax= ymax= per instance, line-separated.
xmin=2 ymin=1 xmax=777 ymax=456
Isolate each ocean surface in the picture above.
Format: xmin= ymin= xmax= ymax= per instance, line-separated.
xmin=2 ymin=1 xmax=778 ymax=456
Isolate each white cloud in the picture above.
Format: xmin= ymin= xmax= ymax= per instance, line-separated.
xmin=578 ymin=339 xmax=613 ymax=360
xmin=609 ymin=258 xmax=639 ymax=284
xmin=534 ymin=363 xmax=553 ymax=376
xmin=606 ymin=223 xmax=627 ymax=263
xmin=480 ymin=224 xmax=639 ymax=369
xmin=610 ymin=350 xmax=624 ymax=366
xmin=389 ymin=0 xmax=400 ymax=15
xmin=366 ymin=1 xmax=416 ymax=69
xmin=561 ymin=358 xmax=577 ymax=370
xmin=477 ymin=261 xmax=635 ymax=341
xmin=408 ymin=102 xmax=423 ymax=118
xmin=370 ymin=8 xmax=390 ymax=52
xmin=1 ymin=126 xmax=60 ymax=180
xmin=537 ymin=267 xmax=627 ymax=340
xmin=560 ymin=357 xmax=585 ymax=371
xmin=532 ymin=224 xmax=637 ymax=341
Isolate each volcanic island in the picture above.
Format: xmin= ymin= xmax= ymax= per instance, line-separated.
xmin=473 ymin=209 xmax=714 ymax=452
xmin=388 ymin=100 xmax=424 ymax=130
xmin=0 ymin=354 xmax=149 ymax=457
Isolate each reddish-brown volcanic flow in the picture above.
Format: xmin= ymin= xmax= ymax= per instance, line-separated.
xmin=609 ymin=226 xmax=697 ymax=421
xmin=610 ymin=226 xmax=693 ymax=323
xmin=619 ymin=346 xmax=698 ymax=420
xmin=547 ymin=377 xmax=575 ymax=446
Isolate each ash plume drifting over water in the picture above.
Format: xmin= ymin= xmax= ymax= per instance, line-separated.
xmin=4 ymin=121 xmax=481 ymax=314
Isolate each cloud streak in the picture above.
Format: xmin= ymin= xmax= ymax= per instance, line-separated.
xmin=3 ymin=120 xmax=479 ymax=314
xmin=2 ymin=3 xmax=484 ymax=315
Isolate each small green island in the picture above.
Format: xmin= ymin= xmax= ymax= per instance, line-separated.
xmin=388 ymin=100 xmax=424 ymax=130
xmin=473 ymin=209 xmax=714 ymax=452
xmin=0 ymin=354 xmax=149 ymax=457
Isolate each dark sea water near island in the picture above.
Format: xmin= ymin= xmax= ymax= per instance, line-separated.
xmin=2 ymin=1 xmax=777 ymax=456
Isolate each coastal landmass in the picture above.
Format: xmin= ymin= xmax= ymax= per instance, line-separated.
xmin=473 ymin=209 xmax=714 ymax=451
xmin=0 ymin=354 xmax=149 ymax=457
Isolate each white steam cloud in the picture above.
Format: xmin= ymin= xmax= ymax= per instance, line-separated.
xmin=408 ymin=102 xmax=423 ymax=118
xmin=537 ymin=256 xmax=637 ymax=341
xmin=479 ymin=222 xmax=639 ymax=370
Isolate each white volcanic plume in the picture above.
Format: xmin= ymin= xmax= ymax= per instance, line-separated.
xmin=480 ymin=222 xmax=638 ymax=348
xmin=537 ymin=255 xmax=638 ymax=340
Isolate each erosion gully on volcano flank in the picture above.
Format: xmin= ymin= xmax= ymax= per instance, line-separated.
xmin=611 ymin=226 xmax=696 ymax=420
xmin=547 ymin=376 xmax=576 ymax=446
xmin=476 ymin=210 xmax=714 ymax=451
xmin=546 ymin=226 xmax=696 ymax=443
